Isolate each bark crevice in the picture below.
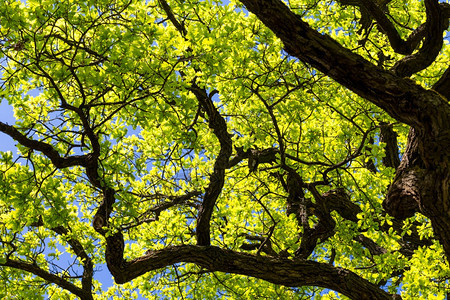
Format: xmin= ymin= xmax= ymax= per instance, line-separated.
xmin=238 ymin=0 xmax=450 ymax=263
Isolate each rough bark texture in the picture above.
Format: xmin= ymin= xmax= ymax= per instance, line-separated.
xmin=383 ymin=128 xmax=423 ymax=219
xmin=190 ymin=85 xmax=233 ymax=246
xmin=380 ymin=122 xmax=401 ymax=169
xmin=116 ymin=245 xmax=395 ymax=300
xmin=238 ymin=0 xmax=450 ymax=262
xmin=1 ymin=1 xmax=448 ymax=299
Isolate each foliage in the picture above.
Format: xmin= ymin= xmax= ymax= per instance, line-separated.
xmin=0 ymin=0 xmax=449 ymax=299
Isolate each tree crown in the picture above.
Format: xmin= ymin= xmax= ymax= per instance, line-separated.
xmin=0 ymin=0 xmax=449 ymax=299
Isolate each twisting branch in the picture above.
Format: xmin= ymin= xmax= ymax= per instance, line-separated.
xmin=392 ymin=1 xmax=450 ymax=77
xmin=295 ymin=183 xmax=336 ymax=259
xmin=338 ymin=0 xmax=432 ymax=56
xmin=158 ymin=0 xmax=233 ymax=246
xmin=356 ymin=0 xmax=414 ymax=55
xmin=189 ymin=84 xmax=233 ymax=246
xmin=282 ymin=168 xmax=335 ymax=259
xmin=116 ymin=245 xmax=398 ymax=300
xmin=0 ymin=121 xmax=91 ymax=169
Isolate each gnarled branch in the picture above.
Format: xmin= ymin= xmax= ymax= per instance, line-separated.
xmin=110 ymin=245 xmax=399 ymax=299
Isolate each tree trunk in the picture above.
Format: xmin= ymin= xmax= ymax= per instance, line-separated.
xmin=238 ymin=0 xmax=450 ymax=262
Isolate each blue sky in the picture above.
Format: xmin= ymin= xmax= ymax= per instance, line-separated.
xmin=0 ymin=100 xmax=16 ymax=153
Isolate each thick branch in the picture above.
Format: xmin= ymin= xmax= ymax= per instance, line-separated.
xmin=92 ymin=187 xmax=116 ymax=234
xmin=295 ymin=184 xmax=336 ymax=258
xmin=0 ymin=121 xmax=90 ymax=168
xmin=1 ymin=259 xmax=93 ymax=300
xmin=237 ymin=0 xmax=450 ymax=130
xmin=110 ymin=245 xmax=399 ymax=299
xmin=239 ymin=0 xmax=450 ymax=263
xmin=189 ymin=85 xmax=233 ymax=246
xmin=380 ymin=123 xmax=400 ymax=169
xmin=392 ymin=1 xmax=450 ymax=77
xmin=433 ymin=66 xmax=450 ymax=100
xmin=383 ymin=128 xmax=423 ymax=219
xmin=158 ymin=1 xmax=232 ymax=246
xmin=359 ymin=0 xmax=413 ymax=55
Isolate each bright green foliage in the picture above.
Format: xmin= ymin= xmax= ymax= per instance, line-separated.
xmin=0 ymin=0 xmax=449 ymax=299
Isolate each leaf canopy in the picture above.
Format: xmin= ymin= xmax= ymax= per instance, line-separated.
xmin=0 ymin=0 xmax=449 ymax=299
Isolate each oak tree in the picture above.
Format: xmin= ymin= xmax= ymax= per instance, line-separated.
xmin=0 ymin=0 xmax=449 ymax=299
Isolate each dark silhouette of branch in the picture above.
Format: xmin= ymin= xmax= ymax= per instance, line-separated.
xmin=189 ymin=84 xmax=233 ymax=246
xmin=380 ymin=122 xmax=400 ymax=169
xmin=392 ymin=1 xmax=450 ymax=77
xmin=433 ymin=66 xmax=450 ymax=100
xmin=0 ymin=121 xmax=90 ymax=169
xmin=0 ymin=258 xmax=93 ymax=300
xmin=114 ymin=245 xmax=398 ymax=300
xmin=238 ymin=0 xmax=450 ymax=265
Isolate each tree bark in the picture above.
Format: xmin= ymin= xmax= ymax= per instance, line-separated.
xmin=113 ymin=245 xmax=397 ymax=299
xmin=238 ymin=0 xmax=450 ymax=262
